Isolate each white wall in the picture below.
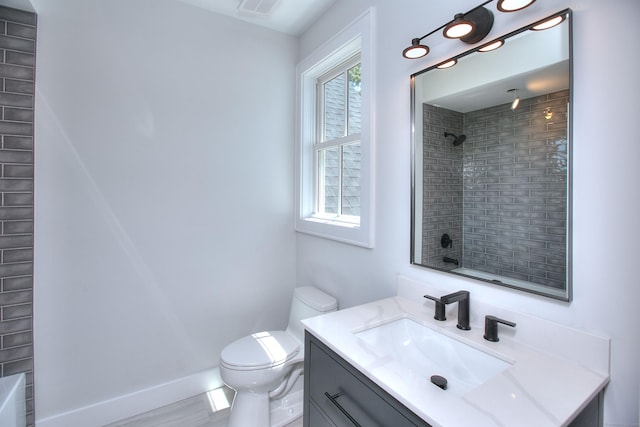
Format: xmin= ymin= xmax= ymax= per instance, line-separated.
xmin=298 ymin=0 xmax=640 ymax=426
xmin=33 ymin=0 xmax=297 ymax=424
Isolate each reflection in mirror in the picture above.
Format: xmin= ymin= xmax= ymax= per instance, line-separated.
xmin=411 ymin=10 xmax=572 ymax=301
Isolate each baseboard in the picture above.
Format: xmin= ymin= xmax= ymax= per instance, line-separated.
xmin=35 ymin=368 xmax=223 ymax=427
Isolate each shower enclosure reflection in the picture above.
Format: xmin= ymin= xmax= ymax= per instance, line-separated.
xmin=411 ymin=10 xmax=572 ymax=301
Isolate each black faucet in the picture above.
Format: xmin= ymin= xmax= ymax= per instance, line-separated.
xmin=440 ymin=290 xmax=470 ymax=330
xmin=423 ymin=294 xmax=446 ymax=321
xmin=484 ymin=315 xmax=516 ymax=342
xmin=443 ymin=256 xmax=459 ymax=266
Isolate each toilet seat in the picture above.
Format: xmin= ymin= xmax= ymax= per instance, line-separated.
xmin=220 ymin=330 xmax=300 ymax=371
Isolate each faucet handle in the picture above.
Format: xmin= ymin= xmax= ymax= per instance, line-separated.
xmin=484 ymin=315 xmax=516 ymax=342
xmin=423 ymin=295 xmax=446 ymax=321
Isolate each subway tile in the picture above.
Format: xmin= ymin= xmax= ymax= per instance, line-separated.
xmin=6 ymin=22 xmax=36 ymax=40
xmin=0 ymin=91 xmax=32 ymax=108
xmin=0 ymin=262 xmax=31 ymax=278
xmin=531 ymin=218 xmax=566 ymax=228
xmin=5 ymin=50 xmax=34 ymax=67
xmin=530 ymin=261 xmax=565 ymax=274
xmin=0 ymin=120 xmax=32 ymax=135
xmin=0 ymin=234 xmax=31 ymax=249
xmin=2 ymin=356 xmax=33 ymax=375
xmin=0 ymin=206 xmax=31 ymax=220
xmin=3 ymin=248 xmax=32 ymax=263
xmin=0 ymin=179 xmax=31 ymax=194
xmin=3 ymin=164 xmax=32 ymax=177
xmin=2 ymin=220 xmax=33 ymax=235
xmin=3 ymin=192 xmax=32 ymax=206
xmin=0 ymin=63 xmax=33 ymax=82
xmin=515 ymin=168 xmax=547 ymax=177
xmin=0 ymin=289 xmax=31 ymax=305
xmin=0 ymin=34 xmax=34 ymax=53
xmin=1 ymin=330 xmax=31 ymax=348
xmin=1 ymin=303 xmax=31 ymax=320
xmin=0 ymin=343 xmax=31 ymax=362
xmin=4 ymin=79 xmax=34 ymax=95
xmin=0 ymin=317 xmax=30 ymax=335
xmin=0 ymin=149 xmax=32 ymax=163
xmin=2 ymin=275 xmax=32 ymax=291
xmin=3 ymin=107 xmax=33 ymax=122
xmin=1 ymin=136 xmax=32 ymax=151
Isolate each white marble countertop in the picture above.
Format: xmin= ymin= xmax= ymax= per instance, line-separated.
xmin=302 ymin=278 xmax=610 ymax=427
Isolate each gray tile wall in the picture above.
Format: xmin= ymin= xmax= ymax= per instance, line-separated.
xmin=421 ymin=104 xmax=463 ymax=269
xmin=462 ymin=91 xmax=568 ymax=289
xmin=422 ymin=91 xmax=568 ymax=290
xmin=0 ymin=5 xmax=35 ymax=426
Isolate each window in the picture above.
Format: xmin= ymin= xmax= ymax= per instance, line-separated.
xmin=316 ymin=56 xmax=361 ymax=223
xmin=295 ymin=9 xmax=374 ymax=247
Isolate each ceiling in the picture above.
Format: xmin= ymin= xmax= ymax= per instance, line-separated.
xmin=0 ymin=0 xmax=337 ymax=35
xmin=176 ymin=0 xmax=337 ymax=35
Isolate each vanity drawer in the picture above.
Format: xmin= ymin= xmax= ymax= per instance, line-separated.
xmin=304 ymin=332 xmax=430 ymax=427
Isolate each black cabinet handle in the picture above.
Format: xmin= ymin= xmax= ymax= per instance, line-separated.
xmin=324 ymin=391 xmax=362 ymax=427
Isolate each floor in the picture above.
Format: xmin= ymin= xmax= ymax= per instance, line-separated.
xmin=105 ymin=386 xmax=304 ymax=427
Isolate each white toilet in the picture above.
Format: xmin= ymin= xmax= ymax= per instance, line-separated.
xmin=219 ymin=286 xmax=337 ymax=427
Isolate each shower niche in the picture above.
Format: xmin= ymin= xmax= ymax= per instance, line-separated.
xmin=411 ymin=10 xmax=572 ymax=301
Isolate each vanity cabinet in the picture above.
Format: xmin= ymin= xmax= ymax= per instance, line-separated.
xmin=304 ymin=330 xmax=602 ymax=427
xmin=304 ymin=331 xmax=431 ymax=427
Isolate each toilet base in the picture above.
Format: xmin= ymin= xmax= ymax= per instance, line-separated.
xmin=227 ymin=390 xmax=270 ymax=427
xmin=269 ymin=377 xmax=303 ymax=427
xmin=224 ymin=373 xmax=304 ymax=427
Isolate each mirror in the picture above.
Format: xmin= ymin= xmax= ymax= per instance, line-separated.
xmin=411 ymin=10 xmax=572 ymax=301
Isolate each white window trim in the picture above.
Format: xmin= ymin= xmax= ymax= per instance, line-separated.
xmin=295 ymin=8 xmax=375 ymax=248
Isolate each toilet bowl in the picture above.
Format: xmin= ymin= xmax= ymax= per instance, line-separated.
xmin=220 ymin=286 xmax=337 ymax=427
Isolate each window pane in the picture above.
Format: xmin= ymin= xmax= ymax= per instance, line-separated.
xmin=348 ymin=64 xmax=361 ymax=135
xmin=323 ymin=73 xmax=345 ymax=141
xmin=319 ymin=146 xmax=340 ymax=214
xmin=342 ymin=142 xmax=361 ymax=215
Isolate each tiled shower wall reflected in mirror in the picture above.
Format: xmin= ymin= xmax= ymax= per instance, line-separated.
xmin=0 ymin=5 xmax=36 ymax=426
xmin=422 ymin=90 xmax=568 ymax=291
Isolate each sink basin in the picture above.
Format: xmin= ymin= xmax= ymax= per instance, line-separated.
xmin=355 ymin=318 xmax=511 ymax=396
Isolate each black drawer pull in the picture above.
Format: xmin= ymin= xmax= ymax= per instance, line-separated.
xmin=324 ymin=391 xmax=362 ymax=427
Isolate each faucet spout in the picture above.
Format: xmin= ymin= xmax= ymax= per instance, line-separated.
xmin=441 ymin=290 xmax=470 ymax=330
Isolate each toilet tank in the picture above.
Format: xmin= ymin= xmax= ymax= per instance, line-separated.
xmin=286 ymin=286 xmax=337 ymax=342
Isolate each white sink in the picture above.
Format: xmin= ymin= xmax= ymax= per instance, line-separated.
xmin=355 ymin=318 xmax=511 ymax=396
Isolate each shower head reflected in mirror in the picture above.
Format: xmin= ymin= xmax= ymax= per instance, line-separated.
xmin=444 ymin=132 xmax=466 ymax=146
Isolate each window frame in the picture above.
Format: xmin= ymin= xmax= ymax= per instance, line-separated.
xmin=295 ymin=8 xmax=375 ymax=248
xmin=314 ymin=54 xmax=361 ymax=224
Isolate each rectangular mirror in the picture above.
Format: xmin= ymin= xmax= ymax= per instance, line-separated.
xmin=411 ymin=10 xmax=572 ymax=301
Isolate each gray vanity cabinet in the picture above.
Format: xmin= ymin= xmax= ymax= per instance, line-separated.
xmin=304 ymin=332 xmax=431 ymax=427
xmin=304 ymin=331 xmax=602 ymax=426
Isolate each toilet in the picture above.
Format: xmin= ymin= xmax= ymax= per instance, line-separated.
xmin=219 ymin=286 xmax=337 ymax=427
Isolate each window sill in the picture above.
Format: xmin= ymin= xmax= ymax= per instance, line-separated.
xmin=295 ymin=216 xmax=372 ymax=248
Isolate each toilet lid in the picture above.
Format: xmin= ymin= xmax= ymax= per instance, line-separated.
xmin=220 ymin=330 xmax=300 ymax=370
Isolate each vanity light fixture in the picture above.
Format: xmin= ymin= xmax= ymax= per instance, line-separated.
xmin=478 ymin=39 xmax=504 ymax=52
xmin=437 ymin=59 xmax=457 ymax=69
xmin=509 ymin=88 xmax=520 ymax=110
xmin=531 ymin=13 xmax=566 ymax=31
xmin=402 ymin=0 xmax=536 ymax=59
xmin=443 ymin=13 xmax=475 ymax=39
xmin=496 ymin=0 xmax=535 ymax=12
xmin=402 ymin=38 xmax=430 ymax=59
